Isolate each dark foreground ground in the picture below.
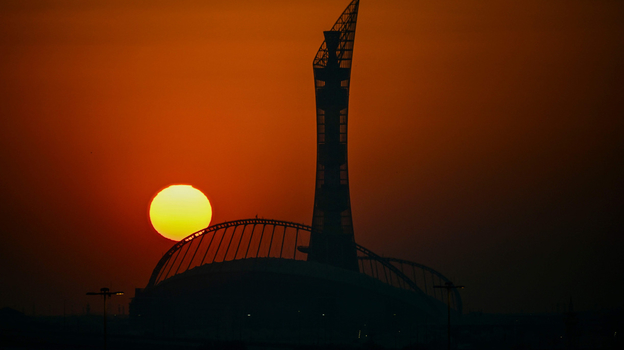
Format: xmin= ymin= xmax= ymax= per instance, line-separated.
xmin=1 ymin=307 xmax=622 ymax=349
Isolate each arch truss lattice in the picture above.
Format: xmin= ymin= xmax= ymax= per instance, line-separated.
xmin=146 ymin=218 xmax=462 ymax=313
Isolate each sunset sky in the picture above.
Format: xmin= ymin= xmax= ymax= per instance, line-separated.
xmin=1 ymin=0 xmax=622 ymax=315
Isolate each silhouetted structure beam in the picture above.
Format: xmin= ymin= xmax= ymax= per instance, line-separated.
xmin=308 ymin=0 xmax=360 ymax=271
xmin=435 ymin=282 xmax=465 ymax=350
xmin=86 ymin=288 xmax=124 ymax=350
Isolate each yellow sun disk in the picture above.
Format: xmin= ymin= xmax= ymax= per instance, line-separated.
xmin=149 ymin=185 xmax=212 ymax=241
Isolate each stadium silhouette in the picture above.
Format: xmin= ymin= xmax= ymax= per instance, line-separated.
xmin=130 ymin=1 xmax=461 ymax=346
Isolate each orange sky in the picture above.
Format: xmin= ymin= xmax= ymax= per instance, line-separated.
xmin=1 ymin=0 xmax=623 ymax=314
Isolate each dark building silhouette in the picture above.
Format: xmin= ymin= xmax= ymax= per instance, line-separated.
xmin=130 ymin=1 xmax=460 ymax=346
xmin=308 ymin=0 xmax=359 ymax=272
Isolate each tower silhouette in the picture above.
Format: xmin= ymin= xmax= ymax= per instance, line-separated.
xmin=307 ymin=0 xmax=360 ymax=271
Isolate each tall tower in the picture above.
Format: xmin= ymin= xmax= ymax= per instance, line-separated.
xmin=308 ymin=0 xmax=360 ymax=271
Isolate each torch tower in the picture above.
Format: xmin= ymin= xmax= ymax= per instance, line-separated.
xmin=308 ymin=0 xmax=360 ymax=271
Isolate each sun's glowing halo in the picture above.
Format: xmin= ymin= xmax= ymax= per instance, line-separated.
xmin=149 ymin=185 xmax=212 ymax=241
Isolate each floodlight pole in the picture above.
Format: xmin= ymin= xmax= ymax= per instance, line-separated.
xmin=434 ymin=282 xmax=464 ymax=350
xmin=86 ymin=287 xmax=124 ymax=350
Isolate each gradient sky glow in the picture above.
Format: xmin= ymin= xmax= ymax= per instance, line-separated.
xmin=1 ymin=0 xmax=622 ymax=315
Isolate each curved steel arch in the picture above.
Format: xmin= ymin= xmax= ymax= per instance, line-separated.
xmin=358 ymin=256 xmax=463 ymax=314
xmin=146 ymin=218 xmax=462 ymax=313
xmin=146 ymin=219 xmax=311 ymax=288
xmin=355 ymin=245 xmax=427 ymax=297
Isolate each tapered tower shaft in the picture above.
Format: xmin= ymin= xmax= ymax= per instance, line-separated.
xmin=308 ymin=0 xmax=359 ymax=271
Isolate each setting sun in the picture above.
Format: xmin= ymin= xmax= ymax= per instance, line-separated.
xmin=149 ymin=185 xmax=213 ymax=241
